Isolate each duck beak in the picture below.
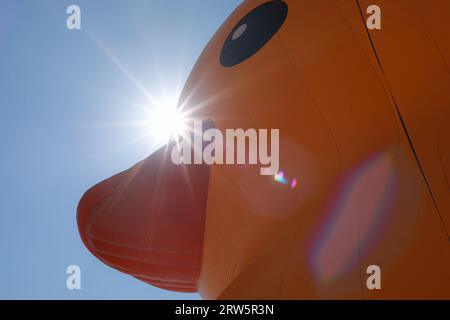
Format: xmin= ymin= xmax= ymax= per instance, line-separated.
xmin=77 ymin=142 xmax=211 ymax=292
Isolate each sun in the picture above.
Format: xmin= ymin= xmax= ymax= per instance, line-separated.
xmin=146 ymin=99 xmax=188 ymax=144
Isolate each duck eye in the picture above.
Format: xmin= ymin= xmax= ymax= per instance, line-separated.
xmin=220 ymin=1 xmax=288 ymax=67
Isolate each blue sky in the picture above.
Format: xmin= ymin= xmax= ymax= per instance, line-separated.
xmin=0 ymin=0 xmax=240 ymax=299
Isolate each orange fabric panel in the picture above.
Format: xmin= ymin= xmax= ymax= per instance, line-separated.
xmin=359 ymin=0 xmax=450 ymax=236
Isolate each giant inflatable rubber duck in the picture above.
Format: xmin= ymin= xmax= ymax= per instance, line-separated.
xmin=78 ymin=0 xmax=450 ymax=299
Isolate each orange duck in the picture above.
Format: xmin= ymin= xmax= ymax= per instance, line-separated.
xmin=78 ymin=0 xmax=450 ymax=299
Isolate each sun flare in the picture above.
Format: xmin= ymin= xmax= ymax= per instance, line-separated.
xmin=146 ymin=100 xmax=188 ymax=144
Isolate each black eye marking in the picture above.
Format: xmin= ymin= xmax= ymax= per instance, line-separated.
xmin=220 ymin=1 xmax=288 ymax=67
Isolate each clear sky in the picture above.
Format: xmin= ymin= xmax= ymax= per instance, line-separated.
xmin=0 ymin=0 xmax=241 ymax=299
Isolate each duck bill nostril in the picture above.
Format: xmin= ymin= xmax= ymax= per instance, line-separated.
xmin=77 ymin=142 xmax=211 ymax=292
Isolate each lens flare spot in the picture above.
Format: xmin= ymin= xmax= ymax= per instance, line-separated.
xmin=274 ymin=171 xmax=288 ymax=185
xmin=309 ymin=152 xmax=395 ymax=285
xmin=291 ymin=178 xmax=298 ymax=189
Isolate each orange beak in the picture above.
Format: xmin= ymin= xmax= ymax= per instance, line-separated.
xmin=77 ymin=143 xmax=210 ymax=292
